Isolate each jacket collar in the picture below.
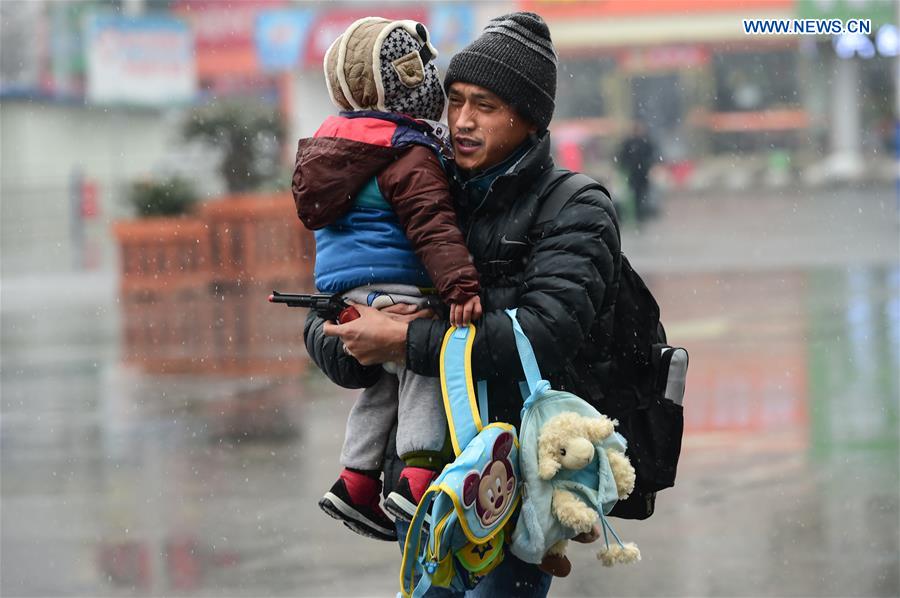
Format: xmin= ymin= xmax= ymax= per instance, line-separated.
xmin=339 ymin=109 xmax=428 ymax=129
xmin=452 ymin=131 xmax=555 ymax=216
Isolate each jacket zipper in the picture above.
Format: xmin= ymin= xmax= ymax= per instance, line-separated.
xmin=464 ymin=172 xmax=513 ymax=248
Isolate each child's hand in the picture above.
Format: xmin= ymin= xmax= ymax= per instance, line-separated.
xmin=450 ymin=296 xmax=482 ymax=328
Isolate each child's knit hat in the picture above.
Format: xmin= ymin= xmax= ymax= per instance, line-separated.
xmin=324 ymin=18 xmax=445 ymax=122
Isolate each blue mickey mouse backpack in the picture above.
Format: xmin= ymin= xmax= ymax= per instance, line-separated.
xmin=399 ymin=324 xmax=521 ymax=597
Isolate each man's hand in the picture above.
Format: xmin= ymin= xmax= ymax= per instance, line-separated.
xmin=323 ymin=303 xmax=431 ymax=366
xmin=381 ymin=302 xmax=436 ymax=323
xmin=450 ymin=295 xmax=482 ymax=328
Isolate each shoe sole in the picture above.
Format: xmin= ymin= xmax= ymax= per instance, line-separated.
xmin=318 ymin=493 xmax=396 ymax=542
xmin=384 ymin=492 xmax=431 ymax=529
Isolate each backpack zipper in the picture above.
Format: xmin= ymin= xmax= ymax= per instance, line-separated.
xmin=519 ymin=391 xmax=559 ymax=437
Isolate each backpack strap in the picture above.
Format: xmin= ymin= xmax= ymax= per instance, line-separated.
xmin=439 ymin=325 xmax=483 ymax=456
xmin=505 ymin=309 xmax=545 ymax=395
xmin=472 ymin=170 xmax=610 ymax=283
xmin=505 ymin=309 xmax=551 ymax=415
xmin=400 ymin=488 xmax=439 ymax=598
xmin=535 ymin=171 xmax=612 ymax=227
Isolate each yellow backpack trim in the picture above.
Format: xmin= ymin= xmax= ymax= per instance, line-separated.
xmin=439 ymin=325 xmax=483 ymax=456
xmin=430 ymin=553 xmax=456 ymax=587
xmin=433 ymin=426 xmax=521 ymax=547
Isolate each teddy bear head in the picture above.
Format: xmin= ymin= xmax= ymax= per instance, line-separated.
xmin=537 ymin=412 xmax=615 ymax=480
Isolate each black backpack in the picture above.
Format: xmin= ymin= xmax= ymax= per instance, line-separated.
xmin=532 ymin=170 xmax=689 ymax=520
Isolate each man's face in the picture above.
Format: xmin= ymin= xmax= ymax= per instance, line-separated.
xmin=447 ymin=82 xmax=536 ymax=173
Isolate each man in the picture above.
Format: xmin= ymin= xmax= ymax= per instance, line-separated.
xmin=305 ymin=12 xmax=621 ymax=596
xmin=616 ymin=121 xmax=659 ymax=222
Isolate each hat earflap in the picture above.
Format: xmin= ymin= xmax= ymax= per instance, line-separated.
xmin=390 ymin=22 xmax=440 ymax=90
xmin=335 ymin=17 xmax=389 ymax=111
xmin=323 ymin=36 xmax=351 ymax=110
xmin=392 ymin=52 xmax=426 ymax=89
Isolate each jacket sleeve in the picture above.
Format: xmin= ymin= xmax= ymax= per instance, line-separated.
xmin=406 ymin=187 xmax=620 ymax=381
xmin=303 ymin=311 xmax=384 ymax=389
xmin=377 ymin=146 xmax=480 ymax=305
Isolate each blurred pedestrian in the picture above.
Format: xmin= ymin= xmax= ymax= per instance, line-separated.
xmin=616 ymin=121 xmax=660 ymax=222
xmin=308 ymin=12 xmax=620 ymax=596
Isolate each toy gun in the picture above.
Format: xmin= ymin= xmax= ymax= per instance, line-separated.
xmin=268 ymin=291 xmax=360 ymax=324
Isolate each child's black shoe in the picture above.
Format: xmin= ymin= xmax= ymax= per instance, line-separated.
xmin=384 ymin=467 xmax=438 ymax=523
xmin=319 ymin=470 xmax=397 ymax=542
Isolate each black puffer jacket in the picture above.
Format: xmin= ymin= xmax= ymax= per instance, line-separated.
xmin=305 ymin=131 xmax=622 ymax=427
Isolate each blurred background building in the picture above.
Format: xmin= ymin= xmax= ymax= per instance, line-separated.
xmin=2 ymin=0 xmax=897 ymax=274
xmin=543 ymin=0 xmax=898 ymax=188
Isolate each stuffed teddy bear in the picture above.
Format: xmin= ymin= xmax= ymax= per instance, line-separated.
xmin=536 ymin=412 xmax=640 ymax=576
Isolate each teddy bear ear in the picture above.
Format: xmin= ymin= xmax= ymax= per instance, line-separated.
xmin=584 ymin=416 xmax=615 ymax=443
xmin=538 ymin=451 xmax=561 ymax=480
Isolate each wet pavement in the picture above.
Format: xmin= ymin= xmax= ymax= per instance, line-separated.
xmin=2 ymin=185 xmax=898 ymax=597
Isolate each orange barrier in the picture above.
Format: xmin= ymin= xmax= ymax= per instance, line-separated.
xmin=120 ymin=279 xmax=310 ymax=376
xmin=115 ymin=192 xmax=314 ymax=295
xmin=199 ymin=193 xmax=314 ymax=285
xmin=113 ymin=218 xmax=211 ymax=294
xmin=693 ymin=109 xmax=810 ymax=132
xmin=115 ymin=192 xmax=315 ymax=376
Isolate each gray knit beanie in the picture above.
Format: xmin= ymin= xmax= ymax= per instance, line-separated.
xmin=444 ymin=12 xmax=557 ymax=131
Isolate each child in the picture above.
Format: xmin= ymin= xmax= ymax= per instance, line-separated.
xmin=292 ymin=17 xmax=481 ymax=541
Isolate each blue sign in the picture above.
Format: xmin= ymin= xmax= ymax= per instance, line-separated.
xmin=86 ymin=14 xmax=195 ymax=106
xmin=256 ymin=9 xmax=315 ymax=72
xmin=427 ymin=5 xmax=476 ymax=67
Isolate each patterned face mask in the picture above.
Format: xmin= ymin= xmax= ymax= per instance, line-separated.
xmin=378 ymin=25 xmax=445 ymax=121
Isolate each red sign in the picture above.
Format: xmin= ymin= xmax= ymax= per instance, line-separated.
xmin=80 ymin=179 xmax=99 ymax=218
xmin=303 ymin=8 xmax=428 ymax=68
xmin=683 ymin=350 xmax=808 ymax=434
xmin=619 ymin=45 xmax=710 ymax=73
xmin=173 ymin=0 xmax=285 ymax=79
xmin=518 ymin=0 xmax=793 ymax=19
